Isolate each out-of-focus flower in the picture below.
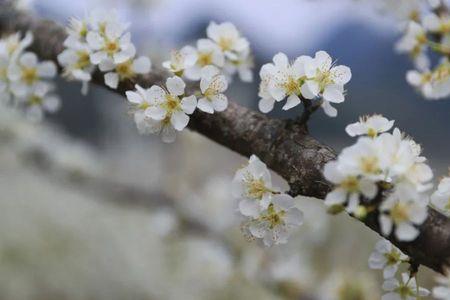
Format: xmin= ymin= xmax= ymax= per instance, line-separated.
xmin=368 ymin=239 xmax=408 ymax=278
xmin=433 ymin=272 xmax=450 ymax=300
xmin=395 ymin=22 xmax=429 ymax=71
xmin=382 ymin=273 xmax=430 ymax=300
xmin=206 ymin=21 xmax=249 ymax=60
xmin=162 ymin=46 xmax=197 ymax=76
xmin=346 ymin=115 xmax=395 ymax=138
xmin=99 ymin=56 xmax=151 ymax=89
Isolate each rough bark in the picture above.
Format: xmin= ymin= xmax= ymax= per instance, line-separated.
xmin=1 ymin=4 xmax=449 ymax=275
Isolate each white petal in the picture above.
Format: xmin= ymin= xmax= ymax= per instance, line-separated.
xmin=145 ymin=106 xmax=167 ymax=120
xmin=273 ymin=52 xmax=289 ymax=68
xmin=323 ymin=85 xmax=345 ymax=103
xmin=258 ymin=98 xmax=275 ymax=113
xmin=197 ymin=98 xmax=214 ymax=114
xmin=132 ymin=56 xmax=152 ymax=74
xmin=181 ymin=95 xmax=197 ymax=114
xmin=301 ymin=80 xmax=319 ymax=99
xmin=395 ymin=223 xmax=419 ymax=241
xmin=43 ymin=96 xmax=60 ymax=112
xmin=211 ymin=94 xmax=228 ymax=111
xmin=321 ymin=100 xmax=338 ymax=117
xmin=161 ymin=124 xmax=176 ymax=143
xmin=282 ymin=94 xmax=301 ymax=110
xmin=37 ymin=62 xmax=56 ymax=78
xmin=331 ymin=65 xmax=352 ymax=85
xmin=86 ymin=31 xmax=103 ymax=50
xmin=90 ymin=51 xmax=107 ymax=65
xmin=166 ymin=76 xmax=186 ymax=96
xmin=126 ymin=90 xmax=143 ymax=104
xmin=170 ymin=111 xmax=189 ymax=131
xmin=104 ymin=72 xmax=119 ymax=89
xmin=239 ymin=199 xmax=260 ymax=217
xmin=379 ymin=215 xmax=393 ymax=236
xmin=19 ymin=52 xmax=37 ymax=67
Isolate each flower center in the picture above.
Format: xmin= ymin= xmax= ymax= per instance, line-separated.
xmin=396 ymin=285 xmax=414 ymax=298
xmin=138 ymin=101 xmax=149 ymax=110
xmin=164 ymin=94 xmax=181 ymax=113
xmin=367 ymin=128 xmax=377 ymax=138
xmin=116 ymin=60 xmax=134 ymax=79
xmin=384 ymin=250 xmax=401 ymax=266
xmin=75 ymin=51 xmax=91 ymax=69
xmin=316 ymin=70 xmax=333 ymax=91
xmin=284 ymin=76 xmax=300 ymax=95
xmin=218 ymin=37 xmax=233 ymax=51
xmin=104 ymin=40 xmax=119 ymax=55
xmin=262 ymin=204 xmax=285 ymax=229
xmin=359 ymin=156 xmax=379 ymax=174
xmin=391 ymin=202 xmax=410 ymax=224
xmin=28 ymin=95 xmax=42 ymax=106
xmin=245 ymin=177 xmax=269 ymax=199
xmin=197 ymin=51 xmax=213 ymax=66
xmin=341 ymin=176 xmax=360 ymax=193
xmin=22 ymin=67 xmax=38 ymax=85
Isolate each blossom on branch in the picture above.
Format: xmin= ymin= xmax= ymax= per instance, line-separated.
xmin=368 ymin=239 xmax=408 ymax=279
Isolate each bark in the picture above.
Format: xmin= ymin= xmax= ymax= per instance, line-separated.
xmin=1 ymin=4 xmax=449 ymax=275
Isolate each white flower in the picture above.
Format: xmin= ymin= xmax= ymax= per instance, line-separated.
xmin=406 ymin=61 xmax=450 ymax=100
xmin=368 ymin=239 xmax=408 ymax=279
xmin=346 ymin=115 xmax=395 ymax=138
xmin=206 ymin=21 xmax=249 ymax=60
xmin=99 ymin=56 xmax=151 ymax=89
xmin=86 ymin=21 xmax=136 ymax=65
xmin=162 ymin=46 xmax=197 ymax=76
xmin=395 ymin=21 xmax=429 ymax=70
xmin=57 ymin=42 xmax=95 ymax=95
xmin=433 ymin=273 xmax=450 ymax=300
xmin=245 ymin=194 xmax=304 ymax=247
xmin=63 ymin=17 xmax=89 ymax=47
xmin=143 ymin=76 xmax=197 ymax=143
xmin=197 ymin=65 xmax=228 ymax=113
xmin=431 ymin=177 xmax=450 ymax=214
xmin=232 ymin=155 xmax=277 ymax=217
xmin=223 ymin=48 xmax=253 ymax=82
xmin=323 ymin=160 xmax=378 ymax=212
xmin=0 ymin=31 xmax=33 ymax=60
xmin=338 ymin=137 xmax=384 ymax=180
xmin=125 ymin=84 xmax=156 ymax=134
xmin=379 ymin=187 xmax=428 ymax=241
xmin=8 ymin=52 xmax=56 ymax=97
xmin=184 ymin=39 xmax=224 ymax=81
xmin=382 ymin=273 xmax=430 ymax=300
xmin=423 ymin=13 xmax=450 ymax=34
xmin=259 ymin=52 xmax=310 ymax=112
xmin=301 ymin=50 xmax=352 ymax=117
xmin=21 ymin=83 xmax=60 ymax=122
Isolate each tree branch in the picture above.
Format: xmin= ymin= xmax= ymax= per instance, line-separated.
xmin=1 ymin=4 xmax=449 ymax=275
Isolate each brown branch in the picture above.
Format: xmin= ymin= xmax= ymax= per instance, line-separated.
xmin=1 ymin=4 xmax=449 ymax=275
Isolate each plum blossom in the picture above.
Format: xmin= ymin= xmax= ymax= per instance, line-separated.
xmin=57 ymin=42 xmax=94 ymax=95
xmin=141 ymin=76 xmax=197 ymax=143
xmin=323 ymin=160 xmax=378 ymax=213
xmin=7 ymin=52 xmax=56 ymax=97
xmin=232 ymin=155 xmax=278 ymax=217
xmin=0 ymin=31 xmax=33 ymax=60
xmin=244 ymin=194 xmax=304 ymax=247
xmin=379 ymin=187 xmax=428 ymax=241
xmin=20 ymin=83 xmax=60 ymax=122
xmin=223 ymin=48 xmax=253 ymax=83
xmin=431 ymin=176 xmax=450 ymax=214
xmin=86 ymin=21 xmax=135 ymax=65
xmin=206 ymin=21 xmax=249 ymax=60
xmin=382 ymin=273 xmax=430 ymax=300
xmin=197 ymin=66 xmax=228 ymax=113
xmin=301 ymin=51 xmax=352 ymax=117
xmin=99 ymin=56 xmax=151 ymax=89
xmin=125 ymin=84 xmax=157 ymax=134
xmin=184 ymin=39 xmax=224 ymax=81
xmin=162 ymin=46 xmax=197 ymax=76
xmin=368 ymin=239 xmax=408 ymax=279
xmin=346 ymin=114 xmax=395 ymax=138
xmin=395 ymin=22 xmax=429 ymax=70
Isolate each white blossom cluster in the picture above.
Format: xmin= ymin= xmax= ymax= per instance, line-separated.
xmin=58 ymin=10 xmax=151 ymax=93
xmin=162 ymin=21 xmax=253 ymax=83
xmin=257 ymin=51 xmax=351 ymax=117
xmin=0 ymin=32 xmax=59 ymax=121
xmin=126 ymin=22 xmax=252 ymax=142
xmin=368 ymin=239 xmax=431 ymax=299
xmin=231 ymin=155 xmax=304 ymax=247
xmin=324 ymin=114 xmax=433 ymax=242
xmin=393 ymin=0 xmax=450 ymax=99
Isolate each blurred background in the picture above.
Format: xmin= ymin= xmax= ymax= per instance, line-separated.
xmin=0 ymin=0 xmax=444 ymax=299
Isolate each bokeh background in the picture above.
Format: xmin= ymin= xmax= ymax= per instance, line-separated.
xmin=0 ymin=0 xmax=446 ymax=299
